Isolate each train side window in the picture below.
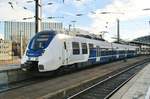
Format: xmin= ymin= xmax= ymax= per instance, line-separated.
xmin=89 ymin=43 xmax=93 ymax=50
xmin=89 ymin=43 xmax=93 ymax=53
xmin=72 ymin=42 xmax=80 ymax=55
xmin=100 ymin=48 xmax=108 ymax=56
xmin=64 ymin=42 xmax=66 ymax=49
xmin=81 ymin=43 xmax=87 ymax=54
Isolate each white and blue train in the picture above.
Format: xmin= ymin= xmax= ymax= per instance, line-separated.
xmin=21 ymin=30 xmax=137 ymax=72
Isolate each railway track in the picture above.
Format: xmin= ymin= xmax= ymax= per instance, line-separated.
xmin=67 ymin=60 xmax=149 ymax=99
xmin=0 ymin=56 xmax=149 ymax=99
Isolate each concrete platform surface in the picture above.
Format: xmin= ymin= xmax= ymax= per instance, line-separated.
xmin=110 ymin=62 xmax=150 ymax=99
xmin=0 ymin=64 xmax=20 ymax=72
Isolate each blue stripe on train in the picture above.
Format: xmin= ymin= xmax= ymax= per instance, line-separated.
xmin=88 ymin=48 xmax=97 ymax=62
xmin=26 ymin=49 xmax=44 ymax=57
xmin=88 ymin=58 xmax=96 ymax=63
xmin=100 ymin=57 xmax=110 ymax=63
xmin=88 ymin=50 xmax=136 ymax=64
xmin=100 ymin=55 xmax=116 ymax=63
xmin=89 ymin=48 xmax=96 ymax=57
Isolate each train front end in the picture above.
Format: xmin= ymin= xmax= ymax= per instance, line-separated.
xmin=21 ymin=30 xmax=56 ymax=72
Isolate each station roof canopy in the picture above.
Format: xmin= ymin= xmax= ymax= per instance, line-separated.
xmin=129 ymin=41 xmax=150 ymax=46
xmin=132 ymin=35 xmax=150 ymax=44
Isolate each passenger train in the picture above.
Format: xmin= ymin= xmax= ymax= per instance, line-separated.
xmin=21 ymin=30 xmax=138 ymax=72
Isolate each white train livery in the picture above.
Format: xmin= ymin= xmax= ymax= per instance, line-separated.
xmin=21 ymin=30 xmax=137 ymax=72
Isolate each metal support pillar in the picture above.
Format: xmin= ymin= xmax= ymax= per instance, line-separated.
xmin=35 ymin=0 xmax=42 ymax=33
xmin=117 ymin=19 xmax=120 ymax=43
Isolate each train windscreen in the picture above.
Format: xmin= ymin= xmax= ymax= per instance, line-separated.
xmin=29 ymin=31 xmax=56 ymax=50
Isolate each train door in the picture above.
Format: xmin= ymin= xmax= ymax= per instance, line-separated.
xmin=63 ymin=41 xmax=68 ymax=65
xmin=88 ymin=44 xmax=96 ymax=63
xmin=96 ymin=46 xmax=100 ymax=62
xmin=125 ymin=48 xmax=128 ymax=57
xmin=116 ymin=47 xmax=119 ymax=59
xmin=63 ymin=41 xmax=71 ymax=65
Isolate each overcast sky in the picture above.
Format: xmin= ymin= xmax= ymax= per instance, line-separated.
xmin=0 ymin=0 xmax=150 ymax=41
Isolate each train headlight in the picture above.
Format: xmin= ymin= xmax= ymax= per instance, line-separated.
xmin=38 ymin=65 xmax=44 ymax=70
xmin=28 ymin=57 xmax=38 ymax=61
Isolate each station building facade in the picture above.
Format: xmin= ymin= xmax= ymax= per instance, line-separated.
xmin=0 ymin=39 xmax=12 ymax=60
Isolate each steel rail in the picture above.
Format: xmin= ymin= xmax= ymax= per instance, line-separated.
xmin=67 ymin=60 xmax=149 ymax=99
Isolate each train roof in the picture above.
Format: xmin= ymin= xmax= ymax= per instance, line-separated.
xmin=112 ymin=42 xmax=137 ymax=50
xmin=37 ymin=30 xmax=57 ymax=35
xmin=76 ymin=34 xmax=105 ymax=41
xmin=56 ymin=31 xmax=137 ymax=50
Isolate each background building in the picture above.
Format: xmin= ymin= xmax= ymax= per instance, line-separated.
xmin=0 ymin=21 xmax=63 ymax=57
xmin=0 ymin=39 xmax=12 ymax=60
xmin=1 ymin=21 xmax=63 ymax=42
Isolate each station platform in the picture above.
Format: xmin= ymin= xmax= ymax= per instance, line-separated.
xmin=0 ymin=64 xmax=29 ymax=86
xmin=110 ymin=62 xmax=150 ymax=99
xmin=0 ymin=64 xmax=20 ymax=72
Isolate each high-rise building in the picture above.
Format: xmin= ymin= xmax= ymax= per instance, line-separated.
xmin=0 ymin=21 xmax=63 ymax=42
